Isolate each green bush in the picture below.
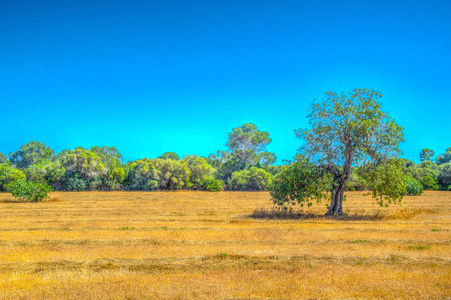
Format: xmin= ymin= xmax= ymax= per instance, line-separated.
xmin=228 ymin=167 xmax=271 ymax=191
xmin=201 ymin=178 xmax=223 ymax=191
xmin=7 ymin=180 xmax=52 ymax=202
xmin=405 ymin=176 xmax=424 ymax=196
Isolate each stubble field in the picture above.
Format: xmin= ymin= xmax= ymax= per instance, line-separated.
xmin=0 ymin=191 xmax=450 ymax=299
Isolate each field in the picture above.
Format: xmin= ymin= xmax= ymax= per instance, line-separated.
xmin=0 ymin=191 xmax=450 ymax=299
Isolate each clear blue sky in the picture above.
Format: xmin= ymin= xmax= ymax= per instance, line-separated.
xmin=1 ymin=0 xmax=450 ymax=163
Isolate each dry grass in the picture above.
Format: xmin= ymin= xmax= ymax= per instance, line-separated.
xmin=0 ymin=191 xmax=450 ymax=299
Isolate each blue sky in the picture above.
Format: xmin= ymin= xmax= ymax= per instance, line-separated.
xmin=1 ymin=0 xmax=450 ymax=163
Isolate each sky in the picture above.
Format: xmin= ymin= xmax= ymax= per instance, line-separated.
xmin=1 ymin=0 xmax=450 ymax=163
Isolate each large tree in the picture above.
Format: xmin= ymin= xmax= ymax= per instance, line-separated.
xmin=226 ymin=123 xmax=274 ymax=166
xmin=296 ymin=89 xmax=404 ymax=216
xmin=9 ymin=141 xmax=55 ymax=169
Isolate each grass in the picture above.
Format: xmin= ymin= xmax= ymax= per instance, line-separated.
xmin=0 ymin=190 xmax=450 ymax=299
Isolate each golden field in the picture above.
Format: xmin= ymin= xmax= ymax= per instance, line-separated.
xmin=0 ymin=191 xmax=450 ymax=299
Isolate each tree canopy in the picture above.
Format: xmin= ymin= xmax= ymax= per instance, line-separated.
xmin=291 ymin=89 xmax=405 ymax=215
xmin=9 ymin=141 xmax=55 ymax=169
xmin=226 ymin=123 xmax=275 ymax=167
xmin=1 ymin=119 xmax=449 ymax=194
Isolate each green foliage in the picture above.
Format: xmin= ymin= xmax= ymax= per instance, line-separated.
xmin=158 ymin=152 xmax=180 ymax=160
xmin=201 ymin=178 xmax=223 ymax=191
xmin=346 ymin=169 xmax=368 ymax=191
xmin=183 ymin=155 xmax=215 ymax=189
xmin=228 ymin=167 xmax=271 ymax=191
xmin=223 ymin=123 xmax=276 ymax=175
xmin=24 ymin=160 xmax=65 ymax=187
xmin=63 ymin=175 xmax=88 ymax=191
xmin=126 ymin=158 xmax=158 ymax=190
xmin=422 ymin=175 xmax=440 ymax=190
xmin=404 ymin=176 xmax=424 ymax=196
xmin=153 ymin=158 xmax=191 ymax=190
xmin=438 ymin=163 xmax=451 ymax=191
xmin=436 ymin=147 xmax=451 ymax=165
xmin=91 ymin=146 xmax=125 ymax=190
xmin=270 ymin=156 xmax=332 ymax=209
xmin=297 ymin=89 xmax=404 ymax=168
xmin=420 ymin=148 xmax=434 ymax=162
xmin=365 ymin=159 xmax=407 ymax=207
xmin=401 ymin=159 xmax=440 ymax=190
xmin=59 ymin=147 xmax=107 ymax=189
xmin=261 ymin=164 xmax=284 ymax=177
xmin=7 ymin=179 xmax=51 ymax=202
xmin=208 ymin=150 xmax=243 ymax=181
xmin=0 ymin=153 xmax=8 ymax=164
xmin=9 ymin=141 xmax=55 ymax=169
xmin=248 ymin=167 xmax=272 ymax=191
xmin=0 ymin=164 xmax=26 ymax=191
xmin=259 ymin=151 xmax=277 ymax=166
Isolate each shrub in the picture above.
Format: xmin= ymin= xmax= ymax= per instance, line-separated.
xmin=404 ymin=176 xmax=423 ymax=195
xmin=7 ymin=180 xmax=52 ymax=202
xmin=228 ymin=167 xmax=271 ymax=191
xmin=201 ymin=178 xmax=223 ymax=191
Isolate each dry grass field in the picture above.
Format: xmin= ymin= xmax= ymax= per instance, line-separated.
xmin=0 ymin=191 xmax=450 ymax=299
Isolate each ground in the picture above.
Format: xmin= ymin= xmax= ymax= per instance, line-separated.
xmin=0 ymin=191 xmax=449 ymax=299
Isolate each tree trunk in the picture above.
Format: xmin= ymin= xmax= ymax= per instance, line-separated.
xmin=325 ymin=145 xmax=354 ymax=217
xmin=325 ymin=181 xmax=345 ymax=216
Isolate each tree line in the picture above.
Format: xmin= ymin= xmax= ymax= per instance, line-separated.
xmin=0 ymin=123 xmax=279 ymax=192
xmin=1 ymin=90 xmax=450 ymax=213
xmin=1 ymin=131 xmax=449 ymax=195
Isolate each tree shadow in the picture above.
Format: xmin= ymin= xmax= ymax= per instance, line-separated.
xmin=248 ymin=208 xmax=385 ymax=221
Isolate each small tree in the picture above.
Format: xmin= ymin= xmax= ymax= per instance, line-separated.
xmin=7 ymin=180 xmax=52 ymax=202
xmin=294 ymin=89 xmax=404 ymax=215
